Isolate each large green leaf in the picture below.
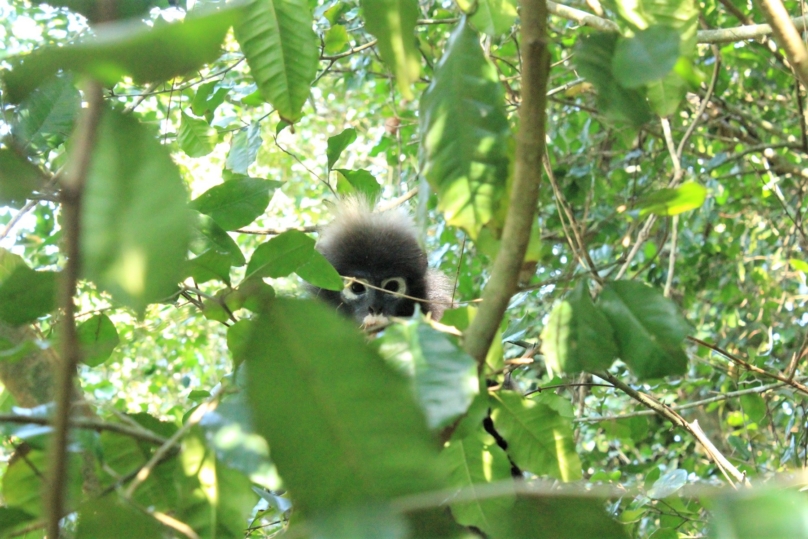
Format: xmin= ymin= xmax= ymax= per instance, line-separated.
xmin=225 ymin=124 xmax=263 ymax=174
xmin=541 ymin=280 xmax=618 ymax=375
xmin=490 ymin=392 xmax=582 ymax=481
xmin=76 ymin=494 xmax=168 ymax=539
xmin=612 ymin=25 xmax=681 ymax=89
xmin=178 ymin=112 xmax=218 ymax=158
xmin=361 ymin=0 xmax=420 ymax=99
xmin=378 ymin=320 xmax=479 ymax=429
xmin=186 ymin=249 xmax=234 ymax=285
xmin=419 ymin=17 xmax=510 ymax=239
xmin=233 ymin=0 xmax=319 ymax=122
xmin=2 ymin=8 xmax=242 ymax=103
xmin=334 ymin=169 xmax=381 ymax=201
xmin=0 ymin=149 xmax=45 ymax=207
xmin=636 ymin=181 xmax=707 ymax=216
xmin=0 ymin=507 xmax=35 ymax=537
xmin=175 ymin=432 xmax=258 ymax=539
xmin=190 ymin=177 xmax=279 ymax=230
xmin=470 ymin=0 xmax=517 ymax=37
xmin=2 ymin=449 xmax=82 ymax=518
xmin=440 ymin=432 xmax=514 ymax=534
xmin=77 ymin=314 xmax=120 ymax=367
xmin=81 ymin=108 xmax=191 ymax=312
xmin=295 ymin=251 xmax=345 ymax=290
xmin=244 ymin=299 xmax=444 ymax=512
xmin=575 ymin=32 xmax=652 ymax=126
xmin=192 ymin=212 xmax=246 ymax=267
xmin=0 ymin=266 xmax=57 ymax=326
xmin=596 ymin=281 xmax=690 ymax=379
xmin=326 ymin=127 xmax=357 ymax=171
xmin=490 ymin=496 xmax=629 ymax=539
xmin=246 ymin=229 xmax=317 ymax=279
xmin=710 ymin=489 xmax=808 ymax=539
xmin=11 ymin=72 xmax=80 ymax=151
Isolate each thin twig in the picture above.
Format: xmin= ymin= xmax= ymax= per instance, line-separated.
xmin=598 ymin=371 xmax=749 ymax=486
xmin=575 ymin=379 xmax=792 ymax=422
xmin=689 ymin=336 xmax=808 ymax=395
xmin=0 ymin=414 xmax=167 ymax=445
xmin=123 ymin=385 xmax=227 ymax=499
xmin=664 ymin=215 xmax=679 ymax=297
xmin=0 ymin=200 xmax=37 ymax=242
xmin=46 ymin=81 xmax=105 ymax=539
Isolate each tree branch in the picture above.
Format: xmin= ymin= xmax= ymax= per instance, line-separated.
xmin=46 ymin=81 xmax=104 ymax=539
xmin=0 ymin=414 xmax=167 ymax=445
xmin=756 ymin=0 xmax=808 ymax=87
xmin=598 ymin=371 xmax=750 ymax=486
xmin=464 ymin=0 xmax=549 ymax=364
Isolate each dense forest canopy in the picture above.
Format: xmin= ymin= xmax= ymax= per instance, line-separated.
xmin=1 ymin=0 xmax=808 ymax=537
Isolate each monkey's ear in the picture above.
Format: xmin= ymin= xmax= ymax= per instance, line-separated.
xmin=425 ymin=269 xmax=453 ymax=322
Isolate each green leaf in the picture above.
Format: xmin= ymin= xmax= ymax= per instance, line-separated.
xmin=379 ymin=321 xmax=479 ymax=429
xmin=179 ymin=112 xmax=218 ymax=157
xmin=246 ymin=229 xmax=317 ymax=279
xmin=244 ymin=299 xmax=443 ymax=511
xmin=612 ymin=26 xmax=681 ymax=89
xmin=233 ymin=0 xmax=318 ymax=122
xmin=186 ymin=249 xmax=234 ymax=285
xmin=647 ymin=468 xmax=687 ymax=499
xmin=295 ymin=250 xmax=344 ymax=290
xmin=11 ymin=72 xmax=80 ymax=151
xmin=190 ymin=177 xmax=279 ymax=230
xmin=334 ymin=169 xmax=382 ymax=201
xmin=191 ymin=81 xmax=228 ymax=119
xmin=597 ymin=281 xmax=690 ymax=379
xmin=324 ymin=24 xmax=350 ymax=54
xmin=310 ymin=506 xmax=409 ymax=539
xmin=419 ymin=18 xmax=510 ymax=239
xmin=710 ymin=489 xmax=808 ymax=539
xmin=76 ymin=494 xmax=168 ymax=539
xmin=77 ymin=314 xmax=120 ymax=367
xmin=490 ymin=392 xmax=582 ymax=481
xmin=0 ymin=266 xmax=57 ymax=326
xmin=0 ymin=249 xmax=25 ymax=283
xmin=541 ymin=281 xmax=618 ymax=374
xmin=490 ymin=496 xmax=629 ymax=539
xmin=646 ymin=58 xmax=692 ymax=116
xmin=360 ymin=0 xmax=420 ymax=99
xmin=0 ymin=148 xmax=45 ymax=207
xmin=575 ymin=32 xmax=652 ymax=126
xmin=225 ymin=124 xmax=263 ymax=174
xmin=2 ymin=449 xmax=82 ymax=518
xmin=0 ymin=507 xmax=35 ymax=537
xmin=2 ymin=8 xmax=242 ymax=103
xmin=193 ymin=212 xmax=246 ymax=267
xmin=637 ymin=181 xmax=707 ymax=216
xmin=175 ymin=432 xmax=258 ymax=539
xmin=441 ymin=433 xmax=514 ymax=533
xmin=326 ymin=128 xmax=357 ymax=171
xmin=470 ymin=0 xmax=517 ymax=37
xmin=81 ymin=108 xmax=191 ymax=313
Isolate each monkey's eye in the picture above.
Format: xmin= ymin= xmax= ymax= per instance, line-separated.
xmin=342 ymin=279 xmax=368 ymax=300
xmin=350 ymin=282 xmax=366 ymax=294
xmin=381 ymin=277 xmax=407 ymax=295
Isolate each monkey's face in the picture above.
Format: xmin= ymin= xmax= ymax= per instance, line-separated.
xmin=340 ymin=275 xmax=416 ymax=327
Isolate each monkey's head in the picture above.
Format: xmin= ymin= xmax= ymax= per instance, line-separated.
xmin=312 ymin=197 xmax=434 ymax=327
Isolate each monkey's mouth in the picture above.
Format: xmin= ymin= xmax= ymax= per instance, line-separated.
xmin=362 ymin=313 xmax=389 ymax=327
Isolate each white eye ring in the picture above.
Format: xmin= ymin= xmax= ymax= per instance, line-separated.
xmin=342 ymin=279 xmax=368 ymax=300
xmin=381 ymin=277 xmax=407 ymax=296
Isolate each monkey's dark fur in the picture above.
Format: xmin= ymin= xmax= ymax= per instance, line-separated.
xmin=311 ymin=197 xmax=451 ymax=325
